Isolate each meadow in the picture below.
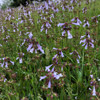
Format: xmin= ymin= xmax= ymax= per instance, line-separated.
xmin=0 ymin=0 xmax=100 ymax=100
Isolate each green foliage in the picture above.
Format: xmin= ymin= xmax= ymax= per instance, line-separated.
xmin=0 ymin=0 xmax=100 ymax=100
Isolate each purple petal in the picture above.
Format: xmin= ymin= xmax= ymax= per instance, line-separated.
xmin=76 ymin=59 xmax=79 ymax=63
xmin=53 ymin=47 xmax=57 ymax=50
xmin=52 ymin=54 xmax=58 ymax=60
xmin=54 ymin=73 xmax=63 ymax=79
xmin=85 ymin=44 xmax=88 ymax=49
xmin=80 ymin=35 xmax=85 ymax=39
xmin=61 ymin=51 xmax=64 ymax=57
xmin=72 ymin=22 xmax=80 ymax=26
xmin=51 ymin=66 xmax=55 ymax=72
xmin=62 ymin=31 xmax=66 ymax=36
xmin=37 ymin=44 xmax=44 ymax=54
xmin=10 ymin=61 xmax=14 ymax=65
xmin=19 ymin=58 xmax=22 ymax=63
xmin=5 ymin=62 xmax=8 ymax=68
xmin=71 ymin=18 xmax=75 ymax=22
xmin=92 ymin=86 xmax=96 ymax=96
xmin=40 ymin=76 xmax=47 ymax=81
xmin=57 ymin=23 xmax=65 ymax=27
xmin=27 ymin=44 xmax=33 ymax=52
xmin=30 ymin=48 xmax=34 ymax=53
xmin=67 ymin=31 xmax=73 ymax=39
xmin=29 ymin=32 xmax=33 ymax=38
xmin=48 ymin=80 xmax=51 ymax=88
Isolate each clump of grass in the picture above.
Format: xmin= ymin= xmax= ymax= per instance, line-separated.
xmin=0 ymin=0 xmax=100 ymax=100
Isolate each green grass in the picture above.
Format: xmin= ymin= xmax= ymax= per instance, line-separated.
xmin=0 ymin=0 xmax=100 ymax=100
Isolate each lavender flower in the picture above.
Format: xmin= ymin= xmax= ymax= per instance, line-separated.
xmin=45 ymin=64 xmax=53 ymax=71
xmin=80 ymin=33 xmax=94 ymax=49
xmin=71 ymin=17 xmax=82 ymax=26
xmin=16 ymin=53 xmax=24 ymax=63
xmin=70 ymin=50 xmax=80 ymax=63
xmin=40 ymin=66 xmax=63 ymax=88
xmin=40 ymin=22 xmax=51 ymax=34
xmin=83 ymin=20 xmax=90 ymax=27
xmin=57 ymin=23 xmax=73 ymax=39
xmin=52 ymin=48 xmax=64 ymax=58
xmin=0 ymin=57 xmax=14 ymax=68
xmin=27 ymin=41 xmax=44 ymax=54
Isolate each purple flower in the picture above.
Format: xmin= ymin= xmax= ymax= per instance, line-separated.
xmin=52 ymin=48 xmax=64 ymax=58
xmin=40 ymin=65 xmax=63 ymax=88
xmin=90 ymin=75 xmax=93 ymax=79
xmin=71 ymin=17 xmax=82 ymax=26
xmin=54 ymin=73 xmax=63 ymax=79
xmin=52 ymin=54 xmax=58 ymax=60
xmin=0 ymin=57 xmax=14 ymax=68
xmin=83 ymin=21 xmax=90 ymax=27
xmin=70 ymin=50 xmax=80 ymax=63
xmin=80 ymin=33 xmax=94 ymax=49
xmin=27 ymin=44 xmax=33 ymax=52
xmin=37 ymin=44 xmax=44 ymax=54
xmin=45 ymin=64 xmax=53 ymax=71
xmin=28 ymin=32 xmax=33 ymax=38
xmin=16 ymin=53 xmax=24 ymax=63
xmin=61 ymin=51 xmax=64 ymax=57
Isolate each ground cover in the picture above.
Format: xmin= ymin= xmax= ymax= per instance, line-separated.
xmin=0 ymin=0 xmax=100 ymax=100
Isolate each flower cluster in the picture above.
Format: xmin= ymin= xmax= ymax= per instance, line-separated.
xmin=0 ymin=57 xmax=14 ymax=68
xmin=80 ymin=32 xmax=94 ymax=49
xmin=90 ymin=75 xmax=96 ymax=96
xmin=25 ymin=36 xmax=44 ymax=54
xmin=70 ymin=50 xmax=80 ymax=63
xmin=57 ymin=22 xmax=73 ymax=39
xmin=40 ymin=66 xmax=63 ymax=88
xmin=40 ymin=21 xmax=51 ymax=34
xmin=16 ymin=53 xmax=24 ymax=63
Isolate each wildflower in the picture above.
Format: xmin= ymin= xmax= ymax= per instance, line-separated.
xmin=16 ymin=53 xmax=24 ymax=63
xmin=70 ymin=50 xmax=80 ymax=63
xmin=91 ymin=16 xmax=98 ymax=23
xmin=82 ymin=7 xmax=87 ymax=13
xmin=0 ymin=57 xmax=14 ymax=68
xmin=28 ymin=32 xmax=33 ymax=39
xmin=26 ymin=38 xmax=44 ymax=54
xmin=27 ymin=43 xmax=33 ymax=52
xmin=57 ymin=22 xmax=73 ymax=39
xmin=40 ymin=66 xmax=63 ymax=88
xmin=4 ymin=78 xmax=7 ymax=82
xmin=83 ymin=20 xmax=90 ymax=27
xmin=52 ymin=48 xmax=64 ymax=58
xmin=41 ymin=22 xmax=51 ymax=34
xmin=45 ymin=64 xmax=53 ymax=71
xmin=37 ymin=44 xmax=44 ymax=54
xmin=71 ymin=17 xmax=82 ymax=26
xmin=80 ymin=32 xmax=94 ymax=49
